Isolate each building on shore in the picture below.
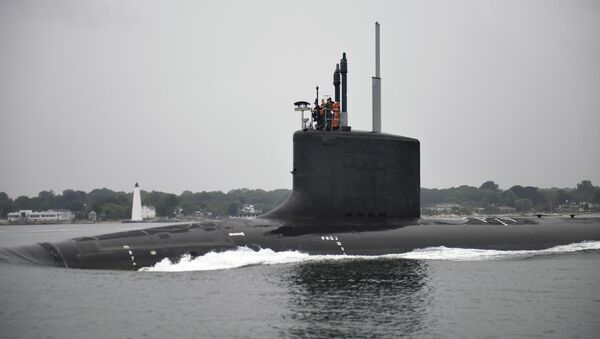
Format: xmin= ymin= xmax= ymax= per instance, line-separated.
xmin=88 ymin=210 xmax=97 ymax=221
xmin=141 ymin=205 xmax=156 ymax=219
xmin=238 ymin=204 xmax=262 ymax=217
xmin=432 ymin=203 xmax=463 ymax=213
xmin=8 ymin=210 xmax=74 ymax=223
xmin=195 ymin=210 xmax=213 ymax=218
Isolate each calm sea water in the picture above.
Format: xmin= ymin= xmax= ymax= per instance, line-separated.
xmin=1 ymin=223 xmax=599 ymax=339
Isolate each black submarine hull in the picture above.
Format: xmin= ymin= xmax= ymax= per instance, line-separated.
xmin=6 ymin=216 xmax=600 ymax=270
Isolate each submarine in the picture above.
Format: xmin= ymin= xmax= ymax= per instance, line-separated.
xmin=3 ymin=23 xmax=600 ymax=270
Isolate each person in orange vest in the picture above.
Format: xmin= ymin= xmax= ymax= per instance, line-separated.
xmin=332 ymin=101 xmax=340 ymax=130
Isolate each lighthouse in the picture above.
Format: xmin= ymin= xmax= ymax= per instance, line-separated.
xmin=131 ymin=183 xmax=142 ymax=221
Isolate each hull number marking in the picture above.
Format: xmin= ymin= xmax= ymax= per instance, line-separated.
xmin=320 ymin=235 xmax=346 ymax=255
xmin=123 ymin=245 xmax=136 ymax=267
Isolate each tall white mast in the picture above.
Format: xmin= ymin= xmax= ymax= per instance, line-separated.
xmin=372 ymin=22 xmax=382 ymax=133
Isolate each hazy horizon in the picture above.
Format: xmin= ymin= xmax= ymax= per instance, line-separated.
xmin=2 ymin=0 xmax=599 ymax=198
xmin=1 ymin=179 xmax=596 ymax=200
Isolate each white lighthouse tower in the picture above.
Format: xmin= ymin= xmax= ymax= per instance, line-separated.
xmin=131 ymin=182 xmax=143 ymax=221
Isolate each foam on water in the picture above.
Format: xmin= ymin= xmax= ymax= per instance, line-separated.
xmin=139 ymin=241 xmax=600 ymax=272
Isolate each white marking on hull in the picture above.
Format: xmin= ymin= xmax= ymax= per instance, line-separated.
xmin=320 ymin=234 xmax=347 ymax=255
xmin=124 ymin=245 xmax=137 ymax=268
xmin=494 ymin=218 xmax=508 ymax=226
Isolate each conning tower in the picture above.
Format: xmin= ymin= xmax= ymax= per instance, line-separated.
xmin=265 ymin=22 xmax=420 ymax=224
xmin=263 ymin=131 xmax=420 ymax=223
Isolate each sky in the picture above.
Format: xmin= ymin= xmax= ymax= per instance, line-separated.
xmin=1 ymin=0 xmax=599 ymax=198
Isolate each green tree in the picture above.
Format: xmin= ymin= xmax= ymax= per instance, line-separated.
xmin=37 ymin=190 xmax=56 ymax=210
xmin=159 ymin=194 xmax=179 ymax=217
xmin=515 ymin=198 xmax=533 ymax=212
xmin=502 ymin=190 xmax=518 ymax=207
xmin=574 ymin=180 xmax=597 ymax=202
xmin=479 ymin=181 xmax=499 ymax=191
xmin=508 ymin=185 xmax=525 ymax=198
xmin=556 ymin=189 xmax=571 ymax=205
xmin=522 ymin=186 xmax=544 ymax=206
xmin=540 ymin=189 xmax=559 ymax=212
xmin=99 ymin=203 xmax=130 ymax=220
xmin=59 ymin=189 xmax=87 ymax=212
xmin=14 ymin=196 xmax=33 ymax=210
xmin=87 ymin=188 xmax=131 ymax=220
xmin=0 ymin=192 xmax=14 ymax=217
xmin=228 ymin=202 xmax=241 ymax=216
xmin=178 ymin=191 xmax=197 ymax=215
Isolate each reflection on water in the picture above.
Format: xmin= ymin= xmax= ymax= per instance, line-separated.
xmin=283 ymin=259 xmax=431 ymax=337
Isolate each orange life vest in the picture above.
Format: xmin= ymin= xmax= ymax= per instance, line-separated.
xmin=332 ymin=102 xmax=340 ymax=128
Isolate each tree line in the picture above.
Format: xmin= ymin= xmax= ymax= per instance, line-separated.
xmin=1 ymin=180 xmax=599 ymax=220
xmin=0 ymin=188 xmax=291 ymax=220
xmin=422 ymin=180 xmax=600 ymax=214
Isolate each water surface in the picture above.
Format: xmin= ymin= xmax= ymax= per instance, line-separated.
xmin=1 ymin=223 xmax=599 ymax=338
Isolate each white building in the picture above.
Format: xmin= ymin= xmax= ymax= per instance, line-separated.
xmin=432 ymin=203 xmax=463 ymax=212
xmin=141 ymin=205 xmax=156 ymax=219
xmin=195 ymin=210 xmax=213 ymax=218
xmin=8 ymin=210 xmax=74 ymax=223
xmin=239 ymin=204 xmax=262 ymax=215
xmin=88 ymin=210 xmax=97 ymax=221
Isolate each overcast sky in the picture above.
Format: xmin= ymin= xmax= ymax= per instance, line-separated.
xmin=1 ymin=0 xmax=599 ymax=198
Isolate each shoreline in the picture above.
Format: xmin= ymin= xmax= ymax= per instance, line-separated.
xmin=0 ymin=219 xmax=187 ymax=226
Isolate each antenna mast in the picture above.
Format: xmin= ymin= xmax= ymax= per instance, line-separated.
xmin=372 ymin=22 xmax=381 ymax=133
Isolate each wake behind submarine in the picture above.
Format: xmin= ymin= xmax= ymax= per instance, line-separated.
xmin=5 ymin=23 xmax=600 ymax=270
